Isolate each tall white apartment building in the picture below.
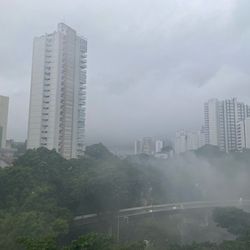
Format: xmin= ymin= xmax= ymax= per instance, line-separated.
xmin=175 ymin=131 xmax=186 ymax=154
xmin=0 ymin=96 xmax=9 ymax=148
xmin=175 ymin=129 xmax=205 ymax=154
xmin=198 ymin=126 xmax=206 ymax=148
xmin=204 ymin=98 xmax=250 ymax=152
xmin=155 ymin=140 xmax=164 ymax=153
xmin=141 ymin=137 xmax=154 ymax=155
xmin=237 ymin=118 xmax=250 ymax=151
xmin=134 ymin=137 xmax=158 ymax=155
xmin=204 ymin=99 xmax=220 ymax=146
xmin=27 ymin=23 xmax=87 ymax=159
xmin=134 ymin=140 xmax=142 ymax=155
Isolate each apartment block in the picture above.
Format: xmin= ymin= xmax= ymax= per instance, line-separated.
xmin=27 ymin=23 xmax=87 ymax=159
xmin=204 ymin=98 xmax=250 ymax=152
xmin=0 ymin=96 xmax=9 ymax=148
xmin=237 ymin=118 xmax=250 ymax=151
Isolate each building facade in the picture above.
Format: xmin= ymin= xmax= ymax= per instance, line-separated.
xmin=174 ymin=129 xmax=205 ymax=154
xmin=155 ymin=140 xmax=164 ymax=153
xmin=204 ymin=98 xmax=250 ymax=152
xmin=237 ymin=118 xmax=250 ymax=151
xmin=134 ymin=137 xmax=166 ymax=155
xmin=134 ymin=140 xmax=142 ymax=155
xmin=204 ymin=99 xmax=220 ymax=146
xmin=27 ymin=23 xmax=87 ymax=159
xmin=0 ymin=96 xmax=9 ymax=148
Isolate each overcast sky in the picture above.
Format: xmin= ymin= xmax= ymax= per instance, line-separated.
xmin=1 ymin=0 xmax=250 ymax=147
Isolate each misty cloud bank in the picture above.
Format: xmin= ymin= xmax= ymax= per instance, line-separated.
xmin=1 ymin=0 xmax=250 ymax=146
xmin=130 ymin=146 xmax=250 ymax=203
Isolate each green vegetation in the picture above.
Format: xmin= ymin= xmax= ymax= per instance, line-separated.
xmin=1 ymin=144 xmax=250 ymax=249
xmin=0 ymin=144 xmax=165 ymax=249
xmin=168 ymin=209 xmax=250 ymax=249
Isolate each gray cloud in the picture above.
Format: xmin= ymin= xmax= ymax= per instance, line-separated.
xmin=1 ymin=0 xmax=250 ymax=148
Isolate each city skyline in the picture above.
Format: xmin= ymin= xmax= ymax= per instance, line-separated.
xmin=1 ymin=0 xmax=250 ymax=147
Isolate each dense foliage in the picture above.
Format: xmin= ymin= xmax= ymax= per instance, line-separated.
xmin=0 ymin=144 xmax=164 ymax=249
xmin=2 ymin=144 xmax=250 ymax=249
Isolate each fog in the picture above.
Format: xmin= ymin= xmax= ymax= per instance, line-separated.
xmin=166 ymin=152 xmax=250 ymax=201
xmin=128 ymin=148 xmax=250 ymax=203
xmin=1 ymin=0 xmax=250 ymax=147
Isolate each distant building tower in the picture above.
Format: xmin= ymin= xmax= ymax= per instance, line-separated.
xmin=134 ymin=140 xmax=142 ymax=155
xmin=198 ymin=126 xmax=206 ymax=148
xmin=0 ymin=96 xmax=9 ymax=149
xmin=186 ymin=131 xmax=199 ymax=151
xmin=27 ymin=23 xmax=87 ymax=159
xmin=175 ymin=130 xmax=187 ymax=154
xmin=155 ymin=140 xmax=164 ymax=153
xmin=204 ymin=98 xmax=250 ymax=152
xmin=204 ymin=99 xmax=220 ymax=146
xmin=175 ymin=129 xmax=205 ymax=154
xmin=237 ymin=118 xmax=250 ymax=151
xmin=141 ymin=137 xmax=154 ymax=155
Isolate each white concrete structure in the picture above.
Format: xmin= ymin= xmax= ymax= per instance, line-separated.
xmin=237 ymin=118 xmax=250 ymax=151
xmin=0 ymin=96 xmax=9 ymax=148
xmin=204 ymin=99 xmax=220 ymax=146
xmin=134 ymin=140 xmax=142 ymax=155
xmin=198 ymin=127 xmax=206 ymax=148
xmin=155 ymin=140 xmax=164 ymax=153
xmin=174 ymin=130 xmax=187 ymax=154
xmin=27 ymin=23 xmax=87 ymax=159
xmin=186 ymin=131 xmax=200 ymax=151
xmin=204 ymin=98 xmax=250 ymax=152
xmin=141 ymin=137 xmax=154 ymax=155
xmin=175 ymin=129 xmax=205 ymax=154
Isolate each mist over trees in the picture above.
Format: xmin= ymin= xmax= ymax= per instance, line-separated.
xmin=1 ymin=144 xmax=250 ymax=249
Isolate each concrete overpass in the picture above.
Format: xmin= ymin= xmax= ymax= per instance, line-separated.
xmin=74 ymin=199 xmax=250 ymax=225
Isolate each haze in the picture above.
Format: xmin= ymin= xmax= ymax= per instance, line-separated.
xmin=1 ymin=0 xmax=250 ymax=147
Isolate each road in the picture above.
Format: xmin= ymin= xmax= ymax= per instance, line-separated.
xmin=74 ymin=199 xmax=250 ymax=225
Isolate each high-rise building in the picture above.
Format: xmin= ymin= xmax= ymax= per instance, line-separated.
xmin=27 ymin=23 xmax=87 ymax=159
xmin=0 ymin=96 xmax=9 ymax=148
xmin=198 ymin=126 xmax=206 ymax=148
xmin=237 ymin=118 xmax=250 ymax=151
xmin=174 ymin=129 xmax=204 ymax=154
xmin=174 ymin=130 xmax=187 ymax=154
xmin=141 ymin=137 xmax=154 ymax=155
xmin=134 ymin=137 xmax=156 ymax=155
xmin=155 ymin=140 xmax=164 ymax=153
xmin=186 ymin=131 xmax=200 ymax=151
xmin=204 ymin=98 xmax=250 ymax=152
xmin=134 ymin=140 xmax=142 ymax=155
xmin=204 ymin=99 xmax=220 ymax=146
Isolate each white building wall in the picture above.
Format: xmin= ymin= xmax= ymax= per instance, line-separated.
xmin=155 ymin=140 xmax=164 ymax=153
xmin=245 ymin=118 xmax=250 ymax=149
xmin=27 ymin=36 xmax=45 ymax=149
xmin=237 ymin=120 xmax=245 ymax=151
xmin=204 ymin=98 xmax=250 ymax=153
xmin=141 ymin=137 xmax=154 ymax=155
xmin=175 ymin=129 xmax=204 ymax=154
xmin=205 ymin=99 xmax=219 ymax=146
xmin=186 ymin=132 xmax=199 ymax=151
xmin=0 ymin=96 xmax=9 ymax=148
xmin=198 ymin=127 xmax=206 ymax=148
xmin=175 ymin=131 xmax=187 ymax=154
xmin=134 ymin=140 xmax=142 ymax=155
xmin=27 ymin=23 xmax=87 ymax=159
xmin=237 ymin=118 xmax=250 ymax=151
